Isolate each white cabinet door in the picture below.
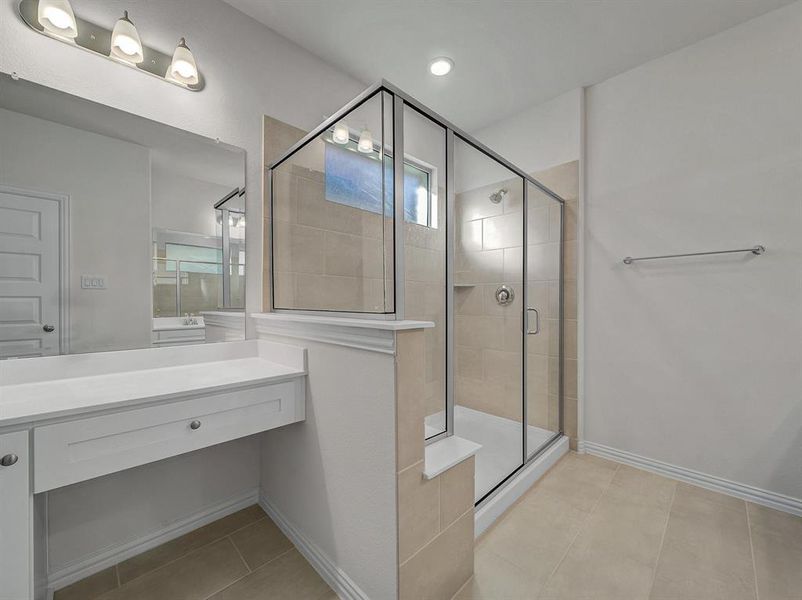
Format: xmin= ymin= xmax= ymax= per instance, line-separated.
xmin=0 ymin=430 xmax=32 ymax=600
xmin=0 ymin=188 xmax=62 ymax=359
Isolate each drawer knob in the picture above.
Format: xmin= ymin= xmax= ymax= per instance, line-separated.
xmin=190 ymin=420 xmax=202 ymax=430
xmin=1 ymin=453 xmax=19 ymax=467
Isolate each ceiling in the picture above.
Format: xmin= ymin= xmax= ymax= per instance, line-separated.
xmin=223 ymin=0 xmax=793 ymax=131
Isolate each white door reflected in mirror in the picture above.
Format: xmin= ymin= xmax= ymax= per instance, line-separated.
xmin=0 ymin=76 xmax=246 ymax=359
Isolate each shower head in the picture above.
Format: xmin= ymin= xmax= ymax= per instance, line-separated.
xmin=489 ymin=188 xmax=508 ymax=204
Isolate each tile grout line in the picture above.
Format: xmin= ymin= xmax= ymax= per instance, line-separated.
xmin=399 ymin=505 xmax=475 ymax=568
xmin=228 ymin=533 xmax=252 ymax=574
xmin=112 ymin=511 xmax=267 ymax=590
xmin=536 ymin=462 xmax=621 ymax=599
xmin=199 ymin=546 xmax=297 ymax=600
xmin=646 ymin=480 xmax=677 ymax=599
xmin=745 ymin=500 xmax=760 ymax=600
xmin=450 ymin=569 xmax=473 ymax=600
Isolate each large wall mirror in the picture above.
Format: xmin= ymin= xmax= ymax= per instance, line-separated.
xmin=0 ymin=74 xmax=246 ymax=359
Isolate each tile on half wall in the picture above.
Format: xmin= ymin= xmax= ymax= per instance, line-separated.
xmin=398 ymin=460 xmax=440 ymax=563
xmin=399 ymin=510 xmax=474 ymax=600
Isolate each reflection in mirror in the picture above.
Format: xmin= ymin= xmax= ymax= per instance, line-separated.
xmin=0 ymin=74 xmax=246 ymax=359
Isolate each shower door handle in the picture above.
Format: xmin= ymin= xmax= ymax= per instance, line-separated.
xmin=526 ymin=308 xmax=540 ymax=335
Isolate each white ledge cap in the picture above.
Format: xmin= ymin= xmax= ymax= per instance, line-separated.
xmin=250 ymin=313 xmax=434 ymax=330
xmin=423 ymin=435 xmax=482 ymax=480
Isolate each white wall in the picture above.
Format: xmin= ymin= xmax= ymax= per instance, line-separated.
xmin=151 ymin=168 xmax=234 ymax=238
xmin=472 ymin=88 xmax=582 ymax=177
xmin=258 ymin=334 xmax=398 ymax=600
xmin=584 ymin=2 xmax=802 ymax=500
xmin=47 ymin=437 xmax=260 ymax=574
xmin=0 ymin=108 xmax=152 ymax=354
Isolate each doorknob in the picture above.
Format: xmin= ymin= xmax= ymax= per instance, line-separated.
xmin=43 ymin=324 xmax=55 ymax=333
xmin=1 ymin=454 xmax=18 ymax=467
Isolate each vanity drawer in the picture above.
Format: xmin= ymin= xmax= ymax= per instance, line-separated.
xmin=33 ymin=379 xmax=305 ymax=492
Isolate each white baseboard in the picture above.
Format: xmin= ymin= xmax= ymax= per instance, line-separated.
xmin=258 ymin=489 xmax=368 ymax=600
xmin=583 ymin=441 xmax=802 ymax=517
xmin=47 ymin=488 xmax=259 ymax=595
xmin=474 ymin=435 xmax=569 ymax=538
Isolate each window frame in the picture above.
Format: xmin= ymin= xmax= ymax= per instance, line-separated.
xmin=322 ymin=134 xmax=439 ymax=229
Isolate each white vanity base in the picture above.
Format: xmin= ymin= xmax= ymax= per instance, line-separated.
xmin=0 ymin=340 xmax=307 ymax=600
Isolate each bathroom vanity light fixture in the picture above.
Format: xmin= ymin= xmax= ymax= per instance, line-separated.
xmin=332 ymin=122 xmax=350 ymax=145
xmin=110 ymin=11 xmax=143 ymax=64
xmin=167 ymin=38 xmax=199 ymax=85
xmin=37 ymin=0 xmax=77 ymax=39
xmin=357 ymin=128 xmax=374 ymax=153
xmin=429 ymin=56 xmax=453 ymax=76
xmin=18 ymin=0 xmax=204 ymax=91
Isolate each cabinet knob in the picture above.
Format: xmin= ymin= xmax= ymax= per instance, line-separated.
xmin=190 ymin=420 xmax=202 ymax=430
xmin=1 ymin=454 xmax=19 ymax=467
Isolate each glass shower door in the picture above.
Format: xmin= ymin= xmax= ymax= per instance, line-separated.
xmin=453 ymin=136 xmax=525 ymax=502
xmin=525 ymin=181 xmax=563 ymax=459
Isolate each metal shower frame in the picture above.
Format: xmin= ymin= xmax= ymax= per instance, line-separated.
xmin=267 ymin=80 xmax=567 ymax=506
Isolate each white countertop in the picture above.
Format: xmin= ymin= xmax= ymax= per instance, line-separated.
xmin=0 ymin=342 xmax=306 ymax=428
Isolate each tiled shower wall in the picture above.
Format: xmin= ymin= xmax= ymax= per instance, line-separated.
xmin=263 ymin=117 xmax=577 ymax=447
xmin=453 ymin=161 xmax=579 ymax=447
xmin=403 ymin=204 xmax=446 ymax=424
xmin=270 ymin=146 xmax=391 ymax=313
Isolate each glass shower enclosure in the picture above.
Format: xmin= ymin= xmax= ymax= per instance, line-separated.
xmin=268 ymin=81 xmax=565 ymax=505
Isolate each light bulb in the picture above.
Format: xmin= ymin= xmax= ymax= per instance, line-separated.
xmin=38 ymin=0 xmax=77 ymax=39
xmin=357 ymin=129 xmax=373 ymax=153
xmin=167 ymin=38 xmax=199 ymax=86
xmin=110 ymin=11 xmax=144 ymax=64
xmin=429 ymin=57 xmax=454 ymax=76
xmin=332 ymin=122 xmax=349 ymax=145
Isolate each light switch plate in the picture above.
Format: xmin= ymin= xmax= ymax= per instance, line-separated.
xmin=81 ymin=275 xmax=106 ymax=289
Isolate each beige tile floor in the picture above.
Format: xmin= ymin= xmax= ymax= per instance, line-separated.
xmin=54 ymin=504 xmax=336 ymax=600
xmin=456 ymin=452 xmax=802 ymax=600
xmin=55 ymin=453 xmax=802 ymax=600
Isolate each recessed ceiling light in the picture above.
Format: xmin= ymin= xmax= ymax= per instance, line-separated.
xmin=429 ymin=57 xmax=453 ymax=76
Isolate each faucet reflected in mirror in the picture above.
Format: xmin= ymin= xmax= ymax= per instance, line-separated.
xmin=0 ymin=74 xmax=246 ymax=358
